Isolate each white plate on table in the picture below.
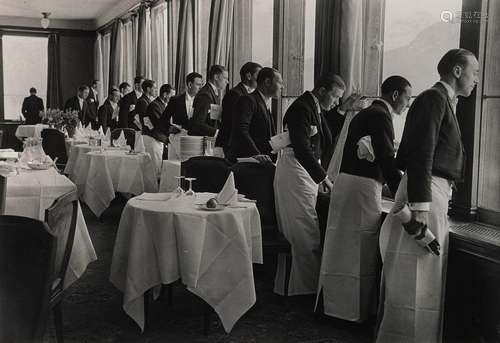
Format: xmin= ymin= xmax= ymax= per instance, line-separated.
xmin=27 ymin=162 xmax=52 ymax=170
xmin=197 ymin=204 xmax=225 ymax=211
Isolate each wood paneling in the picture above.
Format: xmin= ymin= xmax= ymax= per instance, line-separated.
xmin=484 ymin=0 xmax=500 ymax=95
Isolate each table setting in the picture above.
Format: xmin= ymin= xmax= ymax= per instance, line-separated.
xmin=110 ymin=171 xmax=263 ymax=333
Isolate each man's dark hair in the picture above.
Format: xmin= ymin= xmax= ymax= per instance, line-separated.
xmin=159 ymin=84 xmax=173 ymax=97
xmin=29 ymin=87 xmax=37 ymax=93
xmin=92 ymin=79 xmax=99 ymax=86
xmin=134 ymin=75 xmax=145 ymax=85
xmin=257 ymin=67 xmax=279 ymax=85
xmin=313 ymin=74 xmax=346 ymax=92
xmin=78 ymin=85 xmax=90 ymax=92
xmin=119 ymin=82 xmax=130 ymax=92
xmin=208 ymin=65 xmax=227 ymax=80
xmin=240 ymin=62 xmax=262 ymax=81
xmin=437 ymin=48 xmax=476 ymax=77
xmin=109 ymin=87 xmax=120 ymax=96
xmin=381 ymin=76 xmax=411 ymax=96
xmin=186 ymin=72 xmax=203 ymax=85
xmin=141 ymin=79 xmax=155 ymax=92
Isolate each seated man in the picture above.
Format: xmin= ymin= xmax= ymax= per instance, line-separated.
xmin=143 ymin=84 xmax=175 ymax=176
xmin=228 ymin=67 xmax=283 ymax=163
xmin=98 ymin=87 xmax=121 ymax=132
xmin=188 ymin=65 xmax=228 ymax=137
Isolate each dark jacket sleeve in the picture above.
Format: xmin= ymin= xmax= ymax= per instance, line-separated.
xmin=190 ymin=93 xmax=217 ymax=136
xmin=370 ymin=111 xmax=401 ymax=196
xmin=40 ymin=98 xmax=44 ymax=111
xmin=401 ymin=90 xmax=446 ymax=204
xmin=286 ymin=103 xmax=327 ymax=184
xmin=234 ymin=96 xmax=261 ymax=156
xmin=22 ymin=98 xmax=28 ymax=115
xmin=215 ymin=90 xmax=238 ymax=148
xmin=118 ymin=96 xmax=129 ymax=128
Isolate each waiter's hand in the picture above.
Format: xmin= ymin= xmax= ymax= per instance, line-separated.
xmin=411 ymin=210 xmax=429 ymax=227
xmin=252 ymin=154 xmax=273 ymax=164
xmin=322 ymin=177 xmax=333 ymax=193
xmin=338 ymin=93 xmax=364 ymax=112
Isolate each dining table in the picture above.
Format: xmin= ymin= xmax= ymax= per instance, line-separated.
xmin=110 ymin=192 xmax=263 ymax=333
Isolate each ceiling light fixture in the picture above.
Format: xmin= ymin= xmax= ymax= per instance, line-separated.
xmin=41 ymin=12 xmax=51 ymax=29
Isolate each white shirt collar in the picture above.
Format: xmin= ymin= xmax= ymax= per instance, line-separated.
xmin=377 ymin=98 xmax=394 ymax=115
xmin=208 ymin=82 xmax=218 ymax=94
xmin=109 ymin=100 xmax=118 ymax=110
xmin=438 ymin=80 xmax=456 ymax=100
xmin=243 ymin=83 xmax=255 ymax=94
xmin=258 ymin=90 xmax=272 ymax=111
xmin=135 ymin=90 xmax=142 ymax=99
xmin=185 ymin=92 xmax=194 ymax=102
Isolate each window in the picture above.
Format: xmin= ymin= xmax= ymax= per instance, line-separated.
xmin=2 ymin=35 xmax=48 ymax=120
xmin=252 ymin=0 xmax=273 ymax=67
xmin=383 ymin=0 xmax=462 ymax=143
xmin=303 ymin=0 xmax=316 ymax=91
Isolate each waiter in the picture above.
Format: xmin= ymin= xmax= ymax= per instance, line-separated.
xmin=273 ymin=74 xmax=345 ymax=296
xmin=21 ymin=87 xmax=44 ymax=124
xmin=316 ymin=76 xmax=411 ymax=322
xmin=376 ymin=49 xmax=479 ymax=342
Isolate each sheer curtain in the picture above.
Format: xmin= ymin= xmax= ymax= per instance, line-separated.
xmin=122 ymin=19 xmax=136 ymax=84
xmin=94 ymin=33 xmax=105 ymax=102
xmin=175 ymin=0 xmax=196 ymax=93
xmin=207 ymin=0 xmax=234 ymax=71
xmin=136 ymin=5 xmax=152 ymax=80
xmin=102 ymin=33 xmax=111 ymax=98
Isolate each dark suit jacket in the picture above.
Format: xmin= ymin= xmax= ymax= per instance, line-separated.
xmin=397 ymin=82 xmax=465 ymax=203
xmin=64 ymin=96 xmax=88 ymax=124
xmin=228 ymin=91 xmax=276 ymax=159
xmin=189 ymin=83 xmax=219 ymax=136
xmin=87 ymin=88 xmax=99 ymax=124
xmin=164 ymin=93 xmax=190 ymax=130
xmin=118 ymin=91 xmax=139 ymax=129
xmin=322 ymin=106 xmax=347 ymax=169
xmin=135 ymin=94 xmax=152 ymax=131
xmin=339 ymin=100 xmax=401 ymax=196
xmin=144 ymin=97 xmax=169 ymax=144
xmin=98 ymin=100 xmax=118 ymax=132
xmin=22 ymin=95 xmax=44 ymax=124
xmin=215 ymin=82 xmax=249 ymax=150
xmin=284 ymin=91 xmax=333 ymax=184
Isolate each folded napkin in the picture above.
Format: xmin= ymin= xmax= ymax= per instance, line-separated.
xmin=216 ymin=172 xmax=238 ymax=205
xmin=113 ymin=131 xmax=127 ymax=147
xmin=357 ymin=136 xmax=375 ymax=162
xmin=77 ymin=121 xmax=83 ymax=129
xmin=134 ymin=132 xmax=146 ymax=153
xmin=85 ymin=123 xmax=92 ymax=131
xmin=269 ymin=131 xmax=291 ymax=153
xmin=135 ymin=192 xmax=172 ymax=201
xmin=98 ymin=126 xmax=104 ymax=137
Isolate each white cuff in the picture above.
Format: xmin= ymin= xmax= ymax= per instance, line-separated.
xmin=337 ymin=108 xmax=346 ymax=116
xmin=409 ymin=202 xmax=431 ymax=211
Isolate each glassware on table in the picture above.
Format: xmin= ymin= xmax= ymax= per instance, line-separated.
xmin=174 ymin=176 xmax=185 ymax=197
xmin=184 ymin=177 xmax=196 ymax=197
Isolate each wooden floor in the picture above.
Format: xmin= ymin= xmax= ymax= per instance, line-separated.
xmin=43 ymin=196 xmax=374 ymax=343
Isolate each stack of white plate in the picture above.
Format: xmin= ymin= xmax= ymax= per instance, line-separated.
xmin=179 ymin=136 xmax=204 ymax=162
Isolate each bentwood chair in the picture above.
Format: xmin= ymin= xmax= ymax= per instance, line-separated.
xmin=45 ymin=189 xmax=79 ymax=343
xmin=181 ymin=156 xmax=233 ymax=193
xmin=0 ymin=215 xmax=56 ymax=342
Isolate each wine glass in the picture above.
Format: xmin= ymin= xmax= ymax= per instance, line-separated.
xmin=184 ymin=177 xmax=196 ymax=197
xmin=174 ymin=176 xmax=185 ymax=197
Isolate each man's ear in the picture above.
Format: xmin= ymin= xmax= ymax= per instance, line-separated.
xmin=245 ymin=72 xmax=252 ymax=82
xmin=392 ymin=90 xmax=399 ymax=102
xmin=453 ymin=65 xmax=463 ymax=78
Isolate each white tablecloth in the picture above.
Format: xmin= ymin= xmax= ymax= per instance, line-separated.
xmin=110 ymin=192 xmax=263 ymax=333
xmin=15 ymin=124 xmax=49 ymax=139
xmin=5 ymin=167 xmax=97 ymax=288
xmin=65 ymin=147 xmax=158 ymax=217
xmin=159 ymin=160 xmax=181 ymax=192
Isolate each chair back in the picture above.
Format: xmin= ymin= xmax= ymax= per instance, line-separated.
xmin=0 ymin=215 xmax=56 ymax=342
xmin=44 ymin=189 xmax=78 ymax=295
xmin=231 ymin=162 xmax=277 ymax=226
xmin=41 ymin=128 xmax=68 ymax=164
xmin=0 ymin=175 xmax=6 ymax=215
xmin=111 ymin=128 xmax=136 ymax=149
xmin=181 ymin=156 xmax=233 ymax=193
xmin=0 ymin=129 xmax=4 ymax=148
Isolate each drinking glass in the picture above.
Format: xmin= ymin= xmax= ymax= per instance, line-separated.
xmin=184 ymin=177 xmax=196 ymax=197
xmin=174 ymin=176 xmax=185 ymax=197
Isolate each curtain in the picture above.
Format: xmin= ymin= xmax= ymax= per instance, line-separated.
xmin=175 ymin=0 xmax=196 ymax=93
xmin=109 ymin=20 xmax=120 ymax=91
xmin=207 ymin=0 xmax=235 ymax=72
xmin=145 ymin=7 xmax=152 ymax=79
xmin=151 ymin=4 xmax=166 ymax=85
xmin=165 ymin=0 xmax=180 ymax=85
xmin=102 ymin=33 xmax=111 ymax=98
xmin=122 ymin=19 xmax=136 ymax=84
xmin=117 ymin=21 xmax=125 ymax=86
xmin=136 ymin=5 xmax=152 ymax=79
xmin=228 ymin=0 xmax=252 ymax=87
xmin=316 ymin=0 xmax=386 ymax=182
xmin=46 ymin=33 xmax=62 ymax=109
xmin=94 ymin=33 xmax=105 ymax=101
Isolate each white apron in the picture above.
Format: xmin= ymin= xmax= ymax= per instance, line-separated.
xmin=376 ymin=174 xmax=450 ymax=343
xmin=143 ymin=135 xmax=164 ymax=178
xmin=274 ymin=148 xmax=321 ymax=296
xmin=316 ymin=172 xmax=382 ymax=322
